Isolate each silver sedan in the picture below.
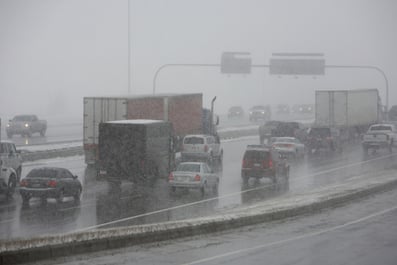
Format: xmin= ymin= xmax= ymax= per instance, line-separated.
xmin=272 ymin=137 xmax=306 ymax=158
xmin=168 ymin=162 xmax=219 ymax=196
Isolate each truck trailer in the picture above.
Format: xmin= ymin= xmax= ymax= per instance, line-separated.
xmin=83 ymin=93 xmax=214 ymax=165
xmin=315 ymin=89 xmax=383 ymax=129
xmin=98 ymin=120 xmax=174 ymax=184
xmin=308 ymin=89 xmax=384 ymax=152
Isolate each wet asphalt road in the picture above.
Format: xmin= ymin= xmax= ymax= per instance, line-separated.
xmin=1 ymin=134 xmax=397 ymax=241
xmin=41 ymin=183 xmax=397 ymax=265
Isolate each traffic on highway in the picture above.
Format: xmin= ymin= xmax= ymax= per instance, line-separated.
xmin=1 ymin=1 xmax=397 ymax=264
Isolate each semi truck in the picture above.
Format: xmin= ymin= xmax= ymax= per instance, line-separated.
xmin=97 ymin=120 xmax=174 ymax=184
xmin=83 ymin=93 xmax=218 ymax=166
xmin=308 ymin=89 xmax=384 ymax=152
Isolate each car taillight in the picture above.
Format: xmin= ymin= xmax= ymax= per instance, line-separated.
xmin=242 ymin=159 xmax=248 ymax=168
xmin=47 ymin=180 xmax=57 ymax=188
xmin=194 ymin=175 xmax=201 ymax=181
xmin=204 ymin=145 xmax=208 ymax=152
xmin=168 ymin=173 xmax=174 ymax=181
xmin=269 ymin=159 xmax=273 ymax=168
xmin=20 ymin=179 xmax=28 ymax=187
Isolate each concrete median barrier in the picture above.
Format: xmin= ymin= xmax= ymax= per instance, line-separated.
xmin=19 ymin=125 xmax=260 ymax=162
xmin=1 ymin=171 xmax=396 ymax=264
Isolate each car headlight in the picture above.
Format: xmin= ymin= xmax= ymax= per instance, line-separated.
xmin=261 ymin=111 xmax=265 ymax=114
xmin=6 ymin=124 xmax=10 ymax=127
xmin=24 ymin=123 xmax=29 ymax=127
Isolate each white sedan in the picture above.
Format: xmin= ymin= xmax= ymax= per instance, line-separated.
xmin=168 ymin=162 xmax=219 ymax=196
xmin=272 ymin=137 xmax=305 ymax=158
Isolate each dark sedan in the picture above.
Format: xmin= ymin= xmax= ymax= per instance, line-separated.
xmin=19 ymin=167 xmax=82 ymax=204
xmin=228 ymin=106 xmax=244 ymax=119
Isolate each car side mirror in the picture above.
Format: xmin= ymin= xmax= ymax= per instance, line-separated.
xmin=73 ymin=175 xmax=78 ymax=179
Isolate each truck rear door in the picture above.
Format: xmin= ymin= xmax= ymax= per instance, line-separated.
xmin=83 ymin=98 xmax=128 ymax=146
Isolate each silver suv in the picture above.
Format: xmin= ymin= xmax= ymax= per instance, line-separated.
xmin=181 ymin=134 xmax=223 ymax=166
xmin=0 ymin=141 xmax=23 ymax=182
xmin=0 ymin=159 xmax=17 ymax=199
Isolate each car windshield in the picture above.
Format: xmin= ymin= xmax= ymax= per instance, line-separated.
xmin=176 ymin=163 xmax=201 ymax=172
xmin=244 ymin=150 xmax=269 ymax=161
xmin=229 ymin=107 xmax=242 ymax=112
xmin=1 ymin=1 xmax=396 ymax=264
xmin=26 ymin=169 xmax=58 ymax=178
xmin=184 ymin=137 xmax=204 ymax=144
xmin=13 ymin=115 xmax=32 ymax=121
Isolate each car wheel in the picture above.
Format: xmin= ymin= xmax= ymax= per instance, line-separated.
xmin=362 ymin=144 xmax=368 ymax=154
xmin=57 ymin=189 xmax=64 ymax=203
xmin=21 ymin=194 xmax=30 ymax=204
xmin=6 ymin=175 xmax=16 ymax=199
xmin=242 ymin=174 xmax=249 ymax=184
xmin=74 ymin=187 xmax=82 ymax=201
xmin=16 ymin=167 xmax=22 ymax=183
xmin=169 ymin=186 xmax=176 ymax=194
xmin=200 ymin=186 xmax=205 ymax=197
xmin=212 ymin=180 xmax=219 ymax=195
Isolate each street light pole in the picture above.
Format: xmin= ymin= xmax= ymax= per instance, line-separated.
xmin=127 ymin=0 xmax=131 ymax=94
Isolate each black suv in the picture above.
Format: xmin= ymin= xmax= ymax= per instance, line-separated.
xmin=259 ymin=121 xmax=304 ymax=144
xmin=241 ymin=145 xmax=289 ymax=184
xmin=228 ymin=106 xmax=244 ymax=119
xmin=306 ymin=127 xmax=341 ymax=153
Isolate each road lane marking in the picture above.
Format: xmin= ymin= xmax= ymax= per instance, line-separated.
xmin=181 ymin=205 xmax=397 ymax=265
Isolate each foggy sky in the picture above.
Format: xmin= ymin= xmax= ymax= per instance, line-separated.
xmin=1 ymin=0 xmax=396 ymax=121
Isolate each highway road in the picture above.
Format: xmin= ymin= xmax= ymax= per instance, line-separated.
xmin=40 ymin=183 xmax=397 ymax=265
xmin=1 ymin=132 xmax=397 ymax=241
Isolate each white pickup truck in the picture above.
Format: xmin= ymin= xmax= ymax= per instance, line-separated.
xmin=362 ymin=124 xmax=397 ymax=154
